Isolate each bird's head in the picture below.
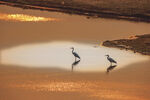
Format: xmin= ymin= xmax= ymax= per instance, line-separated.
xmin=105 ymin=55 xmax=109 ymax=57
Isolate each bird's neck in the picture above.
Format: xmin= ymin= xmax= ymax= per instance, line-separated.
xmin=72 ymin=49 xmax=74 ymax=53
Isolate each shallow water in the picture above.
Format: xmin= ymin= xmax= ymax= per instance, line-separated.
xmin=0 ymin=41 xmax=149 ymax=72
xmin=0 ymin=12 xmax=59 ymax=22
xmin=1 ymin=5 xmax=150 ymax=48
xmin=0 ymin=5 xmax=150 ymax=72
xmin=0 ymin=4 xmax=150 ymax=100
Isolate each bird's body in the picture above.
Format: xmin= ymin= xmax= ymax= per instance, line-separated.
xmin=72 ymin=52 xmax=80 ymax=59
xmin=71 ymin=47 xmax=81 ymax=60
xmin=105 ymin=55 xmax=117 ymax=65
xmin=107 ymin=57 xmax=117 ymax=63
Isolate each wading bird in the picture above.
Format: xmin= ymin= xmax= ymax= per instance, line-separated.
xmin=105 ymin=55 xmax=117 ymax=65
xmin=71 ymin=47 xmax=81 ymax=61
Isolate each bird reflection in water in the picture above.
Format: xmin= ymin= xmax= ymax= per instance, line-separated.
xmin=71 ymin=59 xmax=81 ymax=72
xmin=106 ymin=65 xmax=117 ymax=74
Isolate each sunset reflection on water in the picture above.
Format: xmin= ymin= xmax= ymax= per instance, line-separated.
xmin=10 ymin=81 xmax=148 ymax=100
xmin=0 ymin=13 xmax=59 ymax=22
xmin=0 ymin=41 xmax=149 ymax=72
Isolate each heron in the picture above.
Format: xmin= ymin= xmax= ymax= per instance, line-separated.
xmin=71 ymin=47 xmax=81 ymax=61
xmin=105 ymin=55 xmax=117 ymax=65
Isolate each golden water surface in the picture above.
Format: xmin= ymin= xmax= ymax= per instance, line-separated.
xmin=0 ymin=4 xmax=150 ymax=100
xmin=0 ymin=12 xmax=59 ymax=22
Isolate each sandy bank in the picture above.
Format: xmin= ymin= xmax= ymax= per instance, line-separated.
xmin=103 ymin=34 xmax=150 ymax=55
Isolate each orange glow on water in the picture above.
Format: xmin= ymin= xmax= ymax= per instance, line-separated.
xmin=1 ymin=42 xmax=149 ymax=72
xmin=10 ymin=81 xmax=149 ymax=100
xmin=0 ymin=13 xmax=59 ymax=22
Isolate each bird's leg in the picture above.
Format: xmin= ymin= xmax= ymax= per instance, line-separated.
xmin=110 ymin=62 xmax=112 ymax=66
xmin=75 ymin=57 xmax=77 ymax=62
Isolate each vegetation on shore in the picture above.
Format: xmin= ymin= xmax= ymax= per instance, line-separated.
xmin=103 ymin=34 xmax=150 ymax=55
xmin=0 ymin=0 xmax=150 ymax=22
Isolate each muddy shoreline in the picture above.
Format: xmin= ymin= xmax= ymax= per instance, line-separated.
xmin=0 ymin=0 xmax=150 ymax=22
xmin=103 ymin=34 xmax=150 ymax=55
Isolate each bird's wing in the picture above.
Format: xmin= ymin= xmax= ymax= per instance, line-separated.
xmin=108 ymin=57 xmax=117 ymax=63
xmin=73 ymin=52 xmax=80 ymax=59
